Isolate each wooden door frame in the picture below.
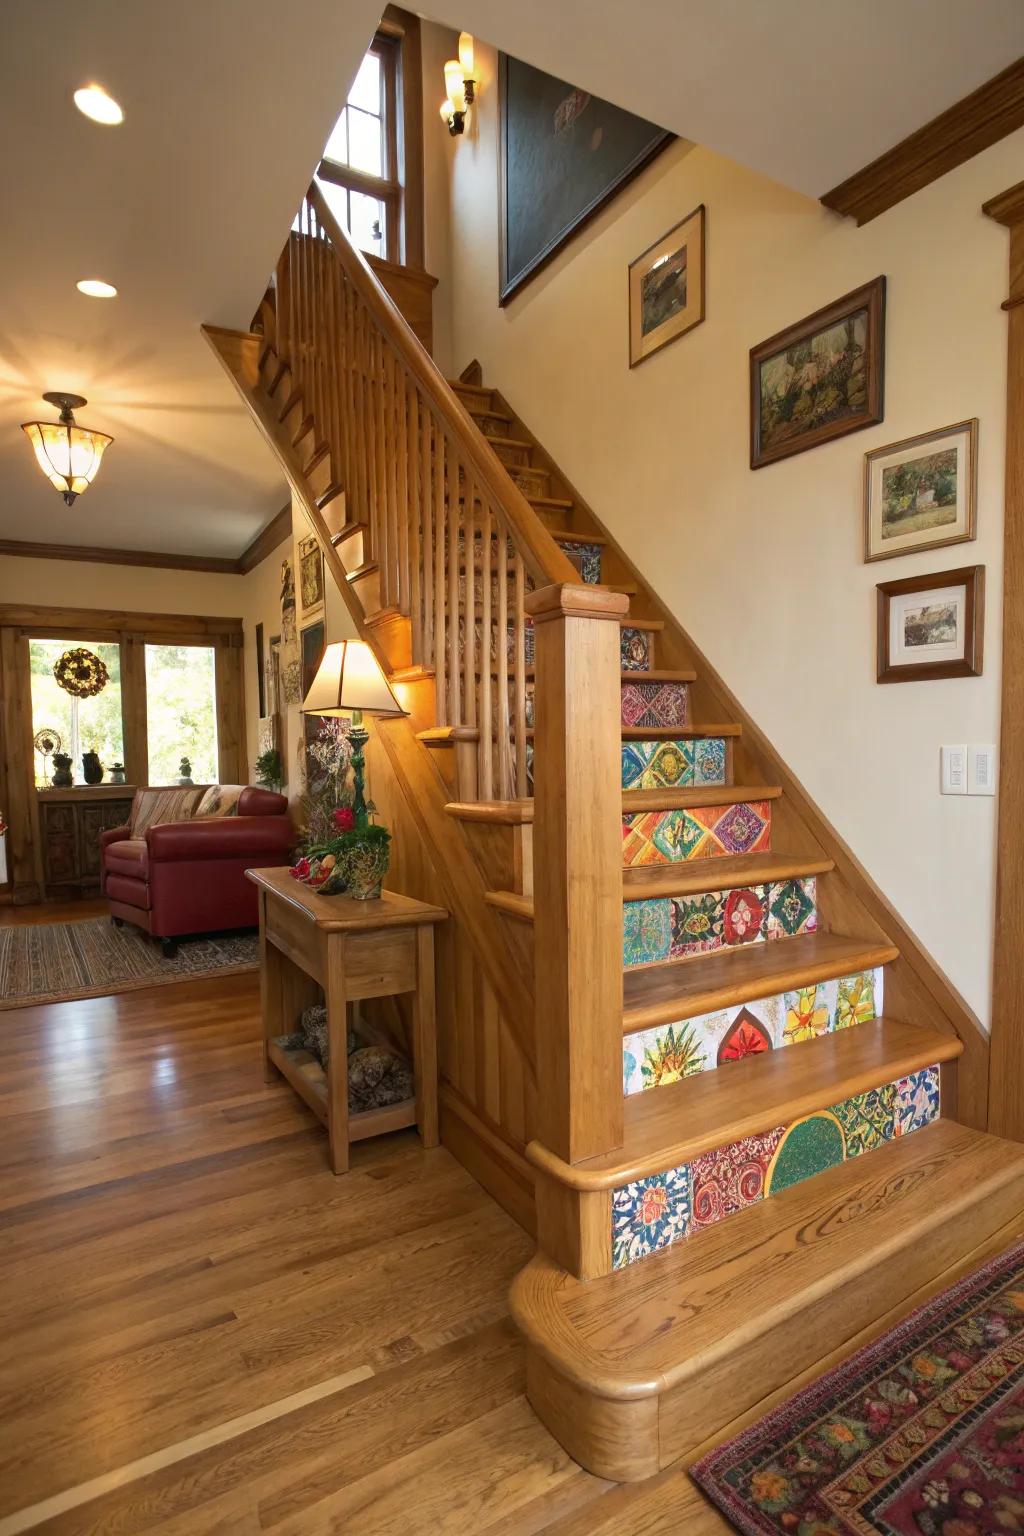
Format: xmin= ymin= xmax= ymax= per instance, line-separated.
xmin=983 ymin=179 xmax=1024 ymax=1137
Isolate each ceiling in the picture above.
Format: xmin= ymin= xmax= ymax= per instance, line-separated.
xmin=2 ymin=2 xmax=1021 ymax=560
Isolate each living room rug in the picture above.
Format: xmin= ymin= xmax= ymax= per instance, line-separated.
xmin=691 ymin=1239 xmax=1024 ymax=1535
xmin=0 ymin=919 xmax=258 ymax=1009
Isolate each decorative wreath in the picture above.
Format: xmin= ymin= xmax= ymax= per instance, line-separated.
xmin=53 ymin=647 xmax=109 ymax=699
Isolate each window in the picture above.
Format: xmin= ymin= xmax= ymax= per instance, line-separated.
xmin=29 ymin=638 xmax=124 ymax=785
xmin=144 ymin=644 xmax=218 ymax=786
xmin=316 ymin=39 xmax=399 ymax=261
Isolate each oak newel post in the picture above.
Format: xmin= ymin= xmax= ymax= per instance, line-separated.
xmin=526 ymin=582 xmax=628 ymax=1175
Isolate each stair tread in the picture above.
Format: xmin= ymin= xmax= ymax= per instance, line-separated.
xmin=484 ymin=434 xmax=535 ymax=451
xmin=510 ymin=1119 xmax=1024 ymax=1399
xmin=449 ymin=379 xmax=493 ymax=397
xmin=549 ymin=528 xmax=608 ymax=546
xmin=621 ymin=724 xmax=741 ymax=740
xmin=623 ymin=931 xmax=899 ymax=1034
xmin=529 ymin=496 xmax=574 ymax=510
xmin=621 ymin=852 xmax=833 ymax=899
xmin=622 ymin=783 xmax=781 ymax=812
xmin=621 ymin=669 xmax=696 ymax=682
xmin=530 ymin=1018 xmax=961 ymax=1190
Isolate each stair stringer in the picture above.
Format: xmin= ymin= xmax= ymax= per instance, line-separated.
xmin=477 ymin=373 xmax=990 ymax=1131
xmin=202 ymin=325 xmax=544 ymax=1221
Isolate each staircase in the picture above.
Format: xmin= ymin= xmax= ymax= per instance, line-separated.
xmin=204 ymin=183 xmax=1021 ymax=1486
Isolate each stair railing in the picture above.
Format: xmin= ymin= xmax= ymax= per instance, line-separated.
xmin=274 ymin=184 xmax=580 ymax=801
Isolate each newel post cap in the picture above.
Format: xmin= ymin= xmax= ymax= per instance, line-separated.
xmin=524 ymin=582 xmax=630 ymax=625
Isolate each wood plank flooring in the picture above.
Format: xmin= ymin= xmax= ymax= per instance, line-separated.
xmin=0 ymin=904 xmax=1019 ymax=1533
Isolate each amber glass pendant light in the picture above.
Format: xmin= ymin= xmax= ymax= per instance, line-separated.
xmin=21 ymin=393 xmax=113 ymax=506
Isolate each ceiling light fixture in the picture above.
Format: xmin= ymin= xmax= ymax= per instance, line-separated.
xmin=73 ymin=84 xmax=123 ymax=125
xmin=21 ymin=393 xmax=114 ymax=506
xmin=76 ymin=278 xmax=117 ymax=298
xmin=440 ymin=33 xmax=476 ymax=136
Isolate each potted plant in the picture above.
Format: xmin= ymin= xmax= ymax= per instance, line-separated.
xmin=289 ymin=805 xmax=391 ymax=901
xmin=255 ymin=748 xmax=284 ymax=793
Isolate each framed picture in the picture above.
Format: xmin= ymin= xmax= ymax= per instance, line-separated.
xmin=628 ymin=205 xmax=705 ymax=367
xmin=300 ymin=620 xmax=326 ymax=702
xmin=499 ymin=52 xmax=672 ymax=304
xmin=298 ymin=535 xmax=325 ymax=616
xmin=750 ymin=276 xmax=886 ymax=469
xmin=876 ymin=565 xmax=984 ymax=683
xmin=864 ymin=418 xmax=978 ymax=562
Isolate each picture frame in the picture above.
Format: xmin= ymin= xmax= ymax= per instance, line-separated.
xmin=298 ymin=535 xmax=325 ymax=617
xmin=498 ymin=52 xmax=672 ymax=304
xmin=750 ymin=276 xmax=886 ymax=470
xmin=628 ymin=205 xmax=705 ymax=368
xmin=300 ymin=619 xmax=326 ymax=702
xmin=876 ymin=565 xmax=984 ymax=684
xmin=864 ymin=418 xmax=978 ymax=563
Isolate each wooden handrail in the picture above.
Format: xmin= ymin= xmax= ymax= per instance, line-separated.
xmin=305 ymin=183 xmax=578 ymax=589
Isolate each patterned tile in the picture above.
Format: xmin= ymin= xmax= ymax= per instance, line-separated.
xmin=623 ymin=900 xmax=674 ymax=967
xmin=611 ymin=1061 xmax=940 ymax=1269
xmin=620 ymin=627 xmax=651 ymax=671
xmin=622 ymin=879 xmax=819 ymax=968
xmin=670 ymin=892 xmax=725 ymax=957
xmin=620 ymin=680 xmax=690 ymax=730
xmin=692 ymin=737 xmax=728 ymax=786
xmin=690 ymin=1128 xmax=786 ymax=1229
xmin=621 ymin=800 xmax=772 ymax=866
xmin=722 ymin=886 xmax=768 ymax=946
xmin=835 ymin=970 xmax=879 ymax=1031
xmin=766 ymin=878 xmax=817 ymax=939
xmin=620 ymin=737 xmax=728 ymax=791
xmin=622 ymin=967 xmax=885 ymax=1095
xmin=893 ymin=1066 xmax=941 ymax=1135
xmin=558 ymin=540 xmax=602 ymax=584
xmin=612 ymin=1165 xmax=691 ymax=1269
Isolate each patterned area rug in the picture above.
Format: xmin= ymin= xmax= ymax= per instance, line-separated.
xmin=0 ymin=919 xmax=258 ymax=1009
xmin=692 ymin=1239 xmax=1024 ymax=1534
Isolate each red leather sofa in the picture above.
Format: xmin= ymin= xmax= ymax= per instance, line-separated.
xmin=100 ymin=787 xmax=294 ymax=956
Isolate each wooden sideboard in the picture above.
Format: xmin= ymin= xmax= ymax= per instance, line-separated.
xmin=36 ymin=786 xmax=136 ymax=897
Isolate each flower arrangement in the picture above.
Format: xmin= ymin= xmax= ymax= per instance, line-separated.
xmin=289 ymin=804 xmax=392 ymax=899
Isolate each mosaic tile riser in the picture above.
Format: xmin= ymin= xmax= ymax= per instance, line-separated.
xmin=623 ymin=878 xmax=817 ymax=967
xmin=611 ymin=1064 xmax=940 ymax=1269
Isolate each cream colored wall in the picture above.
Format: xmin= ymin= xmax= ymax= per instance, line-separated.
xmin=436 ymin=38 xmax=1019 ymax=1025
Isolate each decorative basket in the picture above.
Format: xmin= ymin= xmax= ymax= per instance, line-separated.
xmin=343 ymin=839 xmax=390 ymax=900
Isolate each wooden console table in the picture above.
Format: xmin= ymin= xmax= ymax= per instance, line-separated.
xmin=247 ymin=866 xmax=446 ymax=1173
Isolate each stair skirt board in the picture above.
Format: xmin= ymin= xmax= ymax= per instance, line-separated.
xmin=611 ymin=1064 xmax=939 ymax=1270
xmin=623 ymin=966 xmax=884 ymax=1093
xmin=621 ymin=737 xmax=727 ymax=791
xmin=622 ymin=798 xmax=772 ymax=864
xmin=624 ymin=877 xmax=817 ymax=967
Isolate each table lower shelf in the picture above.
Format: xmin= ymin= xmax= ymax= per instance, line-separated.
xmin=267 ymin=1038 xmax=417 ymax=1141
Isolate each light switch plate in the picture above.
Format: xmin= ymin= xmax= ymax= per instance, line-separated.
xmin=941 ymin=745 xmax=968 ymax=795
xmin=968 ymin=744 xmax=997 ymax=796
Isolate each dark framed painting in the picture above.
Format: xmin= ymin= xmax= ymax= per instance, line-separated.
xmin=300 ymin=619 xmax=326 ymax=703
xmin=876 ymin=565 xmax=984 ymax=683
xmin=750 ymin=276 xmax=886 ymax=469
xmin=499 ymin=53 xmax=672 ymax=304
xmin=628 ymin=204 xmax=705 ymax=367
xmin=864 ymin=418 xmax=978 ymax=562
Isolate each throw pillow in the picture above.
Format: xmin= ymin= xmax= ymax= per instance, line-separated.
xmin=129 ymin=786 xmax=204 ymax=838
xmin=195 ymin=784 xmax=244 ymax=819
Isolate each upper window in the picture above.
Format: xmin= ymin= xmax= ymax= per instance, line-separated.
xmin=316 ymin=39 xmax=399 ymax=261
xmin=29 ymin=638 xmax=124 ymax=785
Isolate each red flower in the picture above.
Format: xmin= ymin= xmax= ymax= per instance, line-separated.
xmin=290 ymin=857 xmax=311 ymax=880
xmin=332 ymin=807 xmax=355 ymax=832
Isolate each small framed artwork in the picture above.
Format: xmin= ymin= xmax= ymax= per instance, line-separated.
xmin=750 ymin=276 xmax=886 ymax=469
xmin=876 ymin=565 xmax=984 ymax=683
xmin=300 ymin=619 xmax=326 ymax=701
xmin=298 ymin=534 xmax=325 ymax=617
xmin=628 ymin=204 xmax=705 ymax=367
xmin=864 ymin=418 xmax=978 ymax=562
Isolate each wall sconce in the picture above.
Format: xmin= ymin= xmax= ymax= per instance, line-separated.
xmin=439 ymin=32 xmax=476 ymax=136
xmin=21 ymin=393 xmax=113 ymax=506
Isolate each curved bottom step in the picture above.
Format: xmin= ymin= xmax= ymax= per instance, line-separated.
xmin=510 ymin=1119 xmax=1024 ymax=1481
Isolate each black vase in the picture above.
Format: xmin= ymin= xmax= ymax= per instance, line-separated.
xmin=52 ymin=754 xmax=73 ymax=788
xmin=82 ymin=751 xmax=104 ymax=785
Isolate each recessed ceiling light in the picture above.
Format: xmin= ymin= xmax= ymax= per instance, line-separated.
xmin=76 ymin=278 xmax=118 ymax=299
xmin=73 ymin=84 xmax=123 ymax=125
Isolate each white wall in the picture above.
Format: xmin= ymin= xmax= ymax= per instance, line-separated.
xmin=433 ymin=38 xmax=1018 ymax=1024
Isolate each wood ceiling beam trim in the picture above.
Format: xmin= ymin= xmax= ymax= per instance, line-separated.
xmin=822 ymin=55 xmax=1024 ymax=227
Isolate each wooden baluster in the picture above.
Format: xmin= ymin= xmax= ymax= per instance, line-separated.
xmin=464 ymin=474 xmax=477 ymax=735
xmin=328 ymin=254 xmax=345 ymax=495
xmin=447 ymin=451 xmax=462 ymax=726
xmin=353 ymin=293 xmax=367 ymax=530
xmin=420 ymin=396 xmax=434 ymax=670
xmin=434 ymin=428 xmax=447 ymax=720
xmin=479 ymin=502 xmax=494 ymax=799
xmin=385 ymin=351 xmax=400 ymax=611
xmin=513 ymin=553 xmax=528 ymax=795
xmin=374 ymin=329 xmax=388 ymax=594
xmin=299 ymin=200 xmax=309 ymax=404
xmin=496 ymin=518 xmax=512 ymax=798
xmin=408 ymin=382 xmax=422 ymax=663
xmin=396 ymin=364 xmax=409 ymax=617
xmin=276 ymin=246 xmax=290 ymax=367
xmin=342 ymin=271 xmax=356 ymax=510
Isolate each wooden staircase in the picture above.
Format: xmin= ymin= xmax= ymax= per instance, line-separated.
xmin=204 ymin=183 xmax=1013 ymax=1487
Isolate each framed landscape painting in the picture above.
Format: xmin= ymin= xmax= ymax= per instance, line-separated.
xmin=628 ymin=205 xmax=705 ymax=367
xmin=864 ymin=418 xmax=978 ymax=562
xmin=876 ymin=565 xmax=984 ymax=683
xmin=750 ymin=277 xmax=886 ymax=469
xmin=499 ymin=53 xmax=672 ymax=304
xmin=298 ymin=534 xmax=325 ymax=617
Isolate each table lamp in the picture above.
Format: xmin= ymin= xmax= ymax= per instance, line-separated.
xmin=301 ymin=640 xmax=406 ymax=823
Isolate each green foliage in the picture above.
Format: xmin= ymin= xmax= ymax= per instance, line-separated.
xmin=255 ymin=748 xmax=283 ymax=792
xmin=145 ymin=645 xmax=218 ymax=785
xmin=29 ymin=639 xmax=123 ymax=784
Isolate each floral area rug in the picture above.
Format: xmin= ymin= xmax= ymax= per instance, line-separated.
xmin=0 ymin=918 xmax=257 ymax=1009
xmin=691 ymin=1239 xmax=1024 ymax=1535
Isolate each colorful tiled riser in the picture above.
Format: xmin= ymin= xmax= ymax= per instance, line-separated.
xmin=558 ymin=540 xmax=603 ymax=585
xmin=621 ymin=738 xmax=727 ymax=791
xmin=623 ymin=799 xmax=772 ymax=865
xmin=611 ymin=1066 xmax=940 ymax=1269
xmin=623 ymin=878 xmax=817 ymax=968
xmin=511 ymin=622 xmax=652 ymax=669
xmin=524 ymin=676 xmax=691 ymax=730
xmin=622 ymin=968 xmax=883 ymax=1093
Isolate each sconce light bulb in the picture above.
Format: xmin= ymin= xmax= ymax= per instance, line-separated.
xmin=457 ymin=32 xmax=475 ymax=79
xmin=440 ymin=98 xmax=454 ymax=124
xmin=443 ymin=58 xmax=466 ymax=114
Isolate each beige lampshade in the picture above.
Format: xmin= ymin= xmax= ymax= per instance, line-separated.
xmin=21 ymin=419 xmax=113 ymax=504
xmin=301 ymin=640 xmax=406 ymax=717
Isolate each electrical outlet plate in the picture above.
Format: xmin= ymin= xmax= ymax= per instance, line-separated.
xmin=968 ymin=744 xmax=997 ymax=796
xmin=941 ymin=745 xmax=967 ymax=795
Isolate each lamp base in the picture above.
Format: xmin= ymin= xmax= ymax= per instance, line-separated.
xmin=349 ymin=723 xmax=370 ymax=824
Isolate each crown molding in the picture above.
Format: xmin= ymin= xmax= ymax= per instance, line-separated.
xmin=0 ymin=503 xmax=292 ymax=577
